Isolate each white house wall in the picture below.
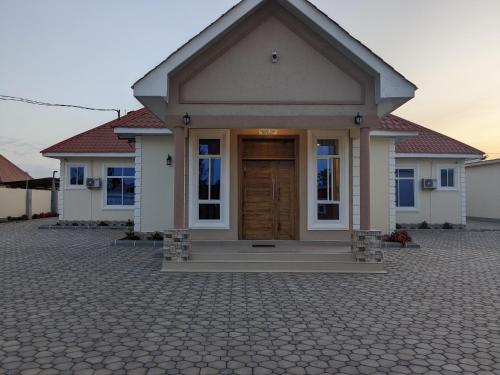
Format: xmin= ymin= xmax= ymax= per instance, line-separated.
xmin=60 ymin=157 xmax=135 ymax=222
xmin=396 ymin=158 xmax=464 ymax=225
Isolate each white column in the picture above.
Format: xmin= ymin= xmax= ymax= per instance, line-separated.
xmin=134 ymin=136 xmax=143 ymax=233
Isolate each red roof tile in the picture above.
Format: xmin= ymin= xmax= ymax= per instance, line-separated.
xmin=378 ymin=115 xmax=484 ymax=155
xmin=41 ymin=109 xmax=483 ymax=157
xmin=0 ymin=155 xmax=32 ymax=183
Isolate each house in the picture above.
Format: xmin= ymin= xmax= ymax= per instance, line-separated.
xmin=465 ymin=159 xmax=500 ymax=222
xmin=0 ymin=154 xmax=32 ymax=183
xmin=42 ymin=0 xmax=483 ymax=248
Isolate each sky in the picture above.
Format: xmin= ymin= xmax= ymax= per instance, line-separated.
xmin=0 ymin=0 xmax=499 ymax=178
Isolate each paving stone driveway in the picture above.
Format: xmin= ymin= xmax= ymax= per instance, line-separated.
xmin=1 ymin=220 xmax=500 ymax=375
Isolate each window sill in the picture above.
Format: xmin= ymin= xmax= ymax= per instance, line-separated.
xmin=189 ymin=222 xmax=230 ymax=230
xmin=437 ymin=187 xmax=459 ymax=192
xmin=396 ymin=207 xmax=419 ymax=212
xmin=103 ymin=206 xmax=134 ymax=211
xmin=66 ymin=186 xmax=86 ymax=190
xmin=308 ymin=222 xmax=349 ymax=231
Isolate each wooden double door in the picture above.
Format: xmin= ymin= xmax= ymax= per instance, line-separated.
xmin=240 ymin=138 xmax=297 ymax=240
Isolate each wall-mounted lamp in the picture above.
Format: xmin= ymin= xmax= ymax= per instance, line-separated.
xmin=271 ymin=49 xmax=279 ymax=64
xmin=354 ymin=112 xmax=363 ymax=126
xmin=183 ymin=112 xmax=191 ymax=126
xmin=166 ymin=154 xmax=173 ymax=166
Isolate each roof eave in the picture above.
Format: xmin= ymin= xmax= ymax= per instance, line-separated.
xmin=396 ymin=153 xmax=484 ymax=160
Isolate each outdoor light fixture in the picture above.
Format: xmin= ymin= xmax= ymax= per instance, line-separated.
xmin=354 ymin=112 xmax=363 ymax=126
xmin=183 ymin=112 xmax=191 ymax=126
xmin=166 ymin=154 xmax=173 ymax=166
xmin=271 ymin=49 xmax=278 ymax=63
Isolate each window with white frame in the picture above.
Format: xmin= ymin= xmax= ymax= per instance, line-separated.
xmin=105 ymin=167 xmax=135 ymax=207
xmin=198 ymin=139 xmax=221 ymax=220
xmin=307 ymin=131 xmax=348 ymax=230
xmin=189 ymin=130 xmax=229 ymax=228
xmin=316 ymin=140 xmax=341 ymax=221
xmin=67 ymin=165 xmax=85 ymax=187
xmin=438 ymin=165 xmax=457 ymax=189
xmin=395 ymin=168 xmax=416 ymax=208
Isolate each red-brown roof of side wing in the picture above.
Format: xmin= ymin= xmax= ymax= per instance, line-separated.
xmin=378 ymin=115 xmax=484 ymax=155
xmin=0 ymin=155 xmax=33 ymax=183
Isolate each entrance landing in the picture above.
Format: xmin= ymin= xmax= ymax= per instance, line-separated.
xmin=162 ymin=241 xmax=386 ymax=273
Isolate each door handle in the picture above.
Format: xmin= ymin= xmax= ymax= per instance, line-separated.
xmin=272 ymin=176 xmax=276 ymax=202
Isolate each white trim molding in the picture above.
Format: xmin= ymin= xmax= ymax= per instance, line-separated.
xmin=188 ymin=129 xmax=230 ymax=229
xmin=435 ymin=164 xmax=459 ymax=191
xmin=59 ymin=160 xmax=65 ymax=221
xmin=371 ymin=130 xmax=418 ymax=138
xmin=460 ymin=163 xmax=466 ymax=225
xmin=307 ymin=130 xmax=350 ymax=230
xmin=101 ymin=163 xmax=136 ymax=211
xmin=65 ymin=163 xmax=88 ymax=190
xmin=43 ymin=153 xmax=135 ymax=158
xmin=395 ymin=164 xmax=419 ymax=212
xmin=114 ymin=128 xmax=172 ymax=135
xmin=352 ymin=138 xmax=360 ymax=230
xmin=388 ymin=139 xmax=396 ymax=232
xmin=134 ymin=136 xmax=143 ymax=232
xmin=397 ymin=153 xmax=483 ymax=159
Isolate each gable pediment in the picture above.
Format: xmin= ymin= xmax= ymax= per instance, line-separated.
xmin=176 ymin=15 xmax=366 ymax=105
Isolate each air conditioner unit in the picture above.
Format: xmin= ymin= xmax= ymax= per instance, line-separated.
xmin=422 ymin=178 xmax=437 ymax=190
xmin=86 ymin=178 xmax=102 ymax=189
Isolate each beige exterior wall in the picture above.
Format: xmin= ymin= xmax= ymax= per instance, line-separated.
xmin=140 ymin=135 xmax=175 ymax=232
xmin=369 ymin=137 xmax=392 ymax=234
xmin=0 ymin=187 xmax=54 ymax=218
xmin=396 ymin=158 xmax=465 ymax=225
xmin=60 ymin=157 xmax=134 ymax=222
xmin=0 ymin=187 xmax=26 ymax=218
xmin=166 ymin=2 xmax=377 ymax=122
xmin=32 ymin=189 xmax=53 ymax=215
xmin=466 ymin=163 xmax=500 ymax=220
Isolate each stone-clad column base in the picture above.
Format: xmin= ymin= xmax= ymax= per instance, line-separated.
xmin=351 ymin=230 xmax=383 ymax=263
xmin=164 ymin=229 xmax=191 ymax=262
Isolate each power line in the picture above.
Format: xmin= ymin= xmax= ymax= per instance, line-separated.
xmin=0 ymin=95 xmax=121 ymax=118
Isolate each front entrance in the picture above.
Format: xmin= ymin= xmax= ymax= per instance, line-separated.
xmin=240 ymin=137 xmax=298 ymax=240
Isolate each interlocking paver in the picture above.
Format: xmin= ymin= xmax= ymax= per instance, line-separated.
xmin=1 ymin=219 xmax=500 ymax=374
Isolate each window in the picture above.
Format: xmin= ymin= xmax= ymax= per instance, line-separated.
xmin=198 ymin=139 xmax=221 ymax=220
xmin=438 ymin=166 xmax=457 ymax=189
xmin=395 ymin=168 xmax=416 ymax=208
xmin=316 ymin=140 xmax=341 ymax=221
xmin=189 ymin=130 xmax=229 ymax=229
xmin=67 ymin=165 xmax=86 ymax=188
xmin=105 ymin=167 xmax=135 ymax=207
xmin=307 ymin=131 xmax=348 ymax=230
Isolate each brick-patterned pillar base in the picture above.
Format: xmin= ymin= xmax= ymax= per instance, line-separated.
xmin=351 ymin=230 xmax=383 ymax=263
xmin=164 ymin=229 xmax=191 ymax=262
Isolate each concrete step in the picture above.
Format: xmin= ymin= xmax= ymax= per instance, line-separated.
xmin=191 ymin=252 xmax=355 ymax=262
xmin=162 ymin=260 xmax=386 ymax=273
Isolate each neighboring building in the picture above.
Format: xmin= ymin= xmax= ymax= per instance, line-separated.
xmin=466 ymin=159 xmax=500 ymax=222
xmin=0 ymin=154 xmax=32 ymax=183
xmin=42 ymin=0 xmax=483 ymax=239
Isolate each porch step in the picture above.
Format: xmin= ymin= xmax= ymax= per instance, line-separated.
xmin=162 ymin=260 xmax=386 ymax=273
xmin=191 ymin=252 xmax=355 ymax=262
